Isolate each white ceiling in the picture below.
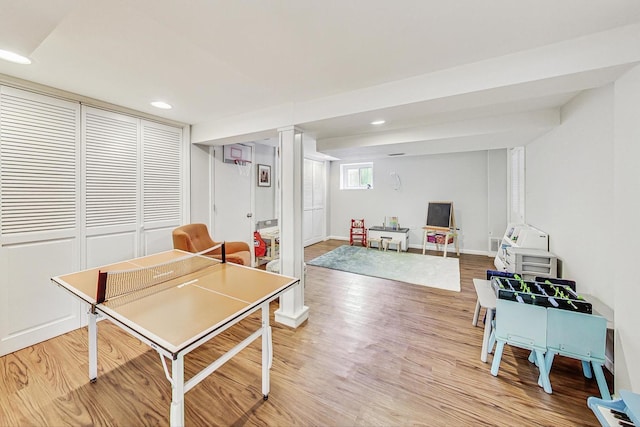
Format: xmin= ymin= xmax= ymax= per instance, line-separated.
xmin=1 ymin=0 xmax=640 ymax=160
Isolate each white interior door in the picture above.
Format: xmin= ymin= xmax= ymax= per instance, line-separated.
xmin=212 ymin=145 xmax=254 ymax=252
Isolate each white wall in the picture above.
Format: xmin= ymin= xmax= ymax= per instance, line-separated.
xmin=526 ymin=78 xmax=640 ymax=392
xmin=487 ymin=149 xmax=508 ymax=249
xmin=189 ymin=142 xmax=276 ymax=231
xmin=329 ymin=150 xmax=505 ymax=253
xmin=613 ymin=64 xmax=640 ymax=392
xmin=254 ymin=143 xmax=277 ymax=222
xmin=190 ymin=143 xmax=212 ymax=225
xmin=526 ymin=86 xmax=615 ymax=302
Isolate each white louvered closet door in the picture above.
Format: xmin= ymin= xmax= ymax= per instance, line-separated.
xmin=303 ymin=158 xmax=314 ymax=243
xmin=83 ymin=107 xmax=139 ymax=267
xmin=0 ymin=89 xmax=185 ymax=357
xmin=141 ymin=120 xmax=183 ymax=254
xmin=0 ymin=86 xmax=82 ymax=356
xmin=303 ymin=158 xmax=326 ymax=247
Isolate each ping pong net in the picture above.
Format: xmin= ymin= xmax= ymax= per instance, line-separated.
xmin=96 ymin=243 xmax=226 ymax=304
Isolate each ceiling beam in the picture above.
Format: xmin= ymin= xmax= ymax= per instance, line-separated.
xmin=192 ymin=23 xmax=640 ymax=146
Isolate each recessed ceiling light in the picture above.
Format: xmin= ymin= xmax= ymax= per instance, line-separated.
xmin=151 ymin=101 xmax=172 ymax=109
xmin=0 ymin=49 xmax=31 ymax=65
xmin=371 ymin=120 xmax=385 ymax=125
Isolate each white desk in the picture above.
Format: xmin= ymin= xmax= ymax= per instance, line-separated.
xmin=368 ymin=227 xmax=409 ymax=251
xmin=472 ymin=278 xmax=496 ymax=363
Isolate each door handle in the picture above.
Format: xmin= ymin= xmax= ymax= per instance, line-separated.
xmin=247 ymin=213 xmax=253 ymax=218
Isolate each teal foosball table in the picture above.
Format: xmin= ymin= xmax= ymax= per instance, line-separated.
xmin=489 ymin=276 xmax=611 ymax=399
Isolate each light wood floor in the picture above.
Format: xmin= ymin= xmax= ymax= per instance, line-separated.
xmin=0 ymin=240 xmax=609 ymax=426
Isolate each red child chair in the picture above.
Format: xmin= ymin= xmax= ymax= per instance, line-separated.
xmin=349 ymin=219 xmax=367 ymax=246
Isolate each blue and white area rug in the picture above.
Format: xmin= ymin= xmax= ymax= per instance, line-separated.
xmin=308 ymin=245 xmax=460 ymax=292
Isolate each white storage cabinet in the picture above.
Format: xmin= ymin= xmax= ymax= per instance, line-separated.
xmin=494 ymin=223 xmax=549 ymax=272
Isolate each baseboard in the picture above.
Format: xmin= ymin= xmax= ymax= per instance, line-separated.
xmin=325 ymin=236 xmax=490 ymax=256
xmin=304 ymin=237 xmax=326 ymax=247
xmin=407 ymin=243 xmax=487 ymax=256
xmin=325 ymin=236 xmax=495 ymax=258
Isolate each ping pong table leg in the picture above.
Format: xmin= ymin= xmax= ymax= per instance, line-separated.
xmin=88 ymin=310 xmax=98 ymax=382
xmin=261 ymin=303 xmax=272 ymax=400
xmin=170 ymin=354 xmax=185 ymax=427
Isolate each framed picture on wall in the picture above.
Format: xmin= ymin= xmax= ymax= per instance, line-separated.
xmin=257 ymin=164 xmax=271 ymax=187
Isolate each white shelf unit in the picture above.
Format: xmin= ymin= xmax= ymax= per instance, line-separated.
xmin=504 ymin=247 xmax=557 ymax=280
xmin=494 ymin=223 xmax=549 ymax=272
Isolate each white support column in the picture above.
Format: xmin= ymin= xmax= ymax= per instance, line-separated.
xmin=274 ymin=126 xmax=309 ymax=328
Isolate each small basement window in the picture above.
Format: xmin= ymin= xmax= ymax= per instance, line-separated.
xmin=340 ymin=162 xmax=373 ymax=190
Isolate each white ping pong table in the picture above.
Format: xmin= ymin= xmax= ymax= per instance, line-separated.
xmin=51 ymin=248 xmax=299 ymax=427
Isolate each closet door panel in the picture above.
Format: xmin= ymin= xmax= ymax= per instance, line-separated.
xmin=82 ymin=107 xmax=139 ymax=262
xmin=141 ymin=120 xmax=183 ymax=254
xmin=303 ymin=159 xmax=313 ymax=210
xmin=86 ymin=232 xmax=137 ymax=268
xmin=312 ymin=208 xmax=324 ymax=241
xmin=1 ymin=239 xmax=80 ymax=355
xmin=0 ymin=87 xmax=80 ymax=240
xmin=312 ymin=160 xmax=324 ymax=209
xmin=303 ymin=158 xmax=326 ymax=246
xmin=303 ymin=210 xmax=313 ymax=242
xmin=143 ymin=227 xmax=175 ymax=255
xmin=0 ymin=86 xmax=82 ymax=356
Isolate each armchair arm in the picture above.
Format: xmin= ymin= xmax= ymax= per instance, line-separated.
xmin=205 ymin=240 xmax=250 ymax=256
xmin=225 ymin=241 xmax=251 ymax=253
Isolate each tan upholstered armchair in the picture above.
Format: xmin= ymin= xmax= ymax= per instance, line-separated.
xmin=172 ymin=223 xmax=251 ymax=266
